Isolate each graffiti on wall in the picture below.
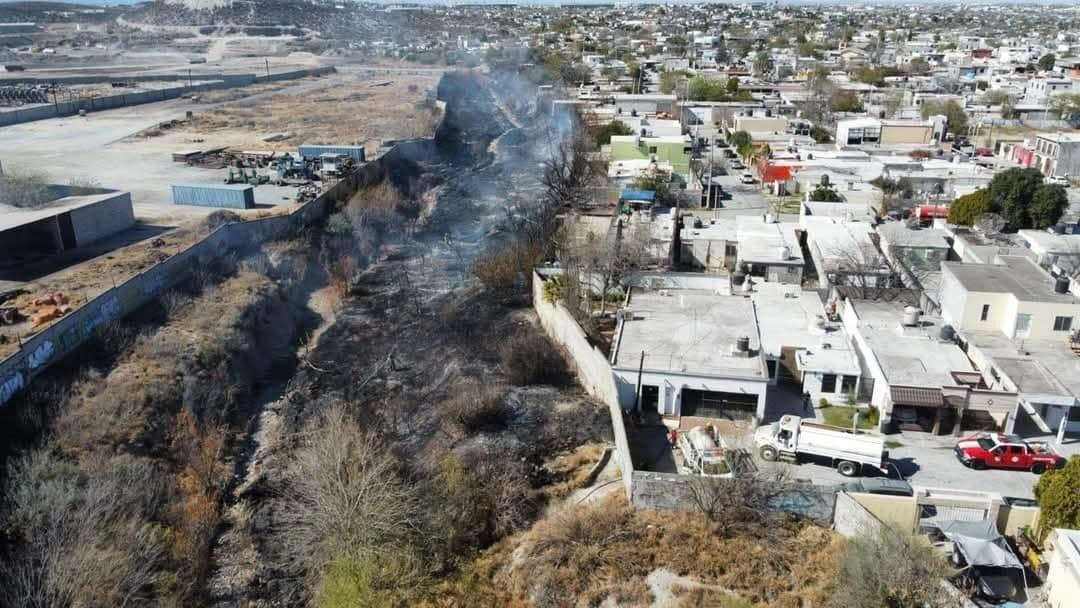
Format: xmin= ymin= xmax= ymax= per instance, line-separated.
xmin=0 ymin=372 xmax=24 ymax=405
xmin=26 ymin=340 xmax=55 ymax=370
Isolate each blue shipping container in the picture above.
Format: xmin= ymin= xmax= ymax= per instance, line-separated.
xmin=297 ymin=144 xmax=365 ymax=163
xmin=171 ymin=184 xmax=255 ymax=209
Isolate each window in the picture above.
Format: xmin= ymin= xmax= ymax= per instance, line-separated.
xmin=648 ymin=146 xmax=657 ymax=154
xmin=766 ymin=359 xmax=777 ymax=378
xmin=1008 ymin=445 xmax=1025 ymax=455
xmin=1054 ymin=316 xmax=1073 ymax=331
xmin=821 ymin=374 xmax=837 ymax=393
xmin=841 ymin=375 xmax=858 ymax=393
xmin=981 ymin=304 xmax=990 ymax=321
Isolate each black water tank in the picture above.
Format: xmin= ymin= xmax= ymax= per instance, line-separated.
xmin=1055 ymin=275 xmax=1071 ymax=294
xmin=940 ymin=324 xmax=955 ymax=341
xmin=733 ymin=270 xmax=746 ymax=286
xmin=736 ymin=336 xmax=751 ymax=352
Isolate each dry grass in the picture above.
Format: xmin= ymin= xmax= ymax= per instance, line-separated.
xmin=539 ymin=442 xmax=605 ymax=501
xmin=182 ymin=73 xmax=443 ymax=150
xmin=425 ymin=495 xmax=844 ymax=608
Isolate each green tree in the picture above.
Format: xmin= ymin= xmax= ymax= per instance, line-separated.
xmin=590 ymin=121 xmax=633 ymax=146
xmin=725 ymin=76 xmax=739 ymax=96
xmin=990 ymin=168 xmax=1046 ymax=229
xmin=1035 ymin=455 xmax=1080 ymax=541
xmin=831 ymin=90 xmax=865 ymax=113
xmin=1049 ymin=92 xmax=1080 ymax=121
xmin=728 ymin=130 xmax=754 ymax=161
xmin=921 ymin=100 xmax=968 ymax=136
xmin=659 ymin=70 xmax=686 ymax=94
xmin=809 ymin=124 xmax=832 ymax=144
xmin=1038 ymin=53 xmax=1057 ymax=72
xmin=1030 ymin=184 xmax=1069 ymax=229
xmin=810 ymin=181 xmax=843 ymax=202
xmin=752 ymin=51 xmax=771 ymax=76
xmin=947 ymin=189 xmax=993 ymax=225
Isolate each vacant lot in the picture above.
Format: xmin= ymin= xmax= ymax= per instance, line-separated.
xmin=181 ymin=69 xmax=444 ymax=150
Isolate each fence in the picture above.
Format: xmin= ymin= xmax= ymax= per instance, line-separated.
xmin=0 ymin=67 xmax=335 ymax=127
xmin=0 ymin=173 xmax=353 ymax=410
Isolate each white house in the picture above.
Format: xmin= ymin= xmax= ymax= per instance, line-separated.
xmin=610 ymin=288 xmax=769 ymax=423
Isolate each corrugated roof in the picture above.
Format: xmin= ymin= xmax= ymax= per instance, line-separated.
xmin=891 ymin=385 xmax=943 ymax=408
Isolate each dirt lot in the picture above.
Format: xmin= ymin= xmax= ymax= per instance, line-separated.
xmin=0 ymin=66 xmax=443 ymax=358
xmin=180 ymin=68 xmax=444 ymax=150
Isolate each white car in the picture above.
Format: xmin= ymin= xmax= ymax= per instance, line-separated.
xmin=1046 ymin=175 xmax=1070 ymax=187
xmin=729 ymin=159 xmax=745 ymax=170
xmin=740 ymin=172 xmax=755 ymax=184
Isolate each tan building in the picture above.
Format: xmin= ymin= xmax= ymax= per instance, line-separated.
xmin=940 ymin=257 xmax=1080 ymax=341
xmin=836 ymin=118 xmax=935 ymax=147
xmin=733 ymin=114 xmax=787 ymax=134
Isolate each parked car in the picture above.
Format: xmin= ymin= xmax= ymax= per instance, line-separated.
xmin=960 ymin=566 xmax=1024 ymax=604
xmin=1046 ymin=175 xmax=1070 ymax=187
xmin=740 ymin=172 xmax=755 ymax=184
xmin=954 ymin=433 xmax=1064 ymax=473
xmin=841 ymin=478 xmax=914 ymax=497
xmin=729 ymin=159 xmax=745 ymax=170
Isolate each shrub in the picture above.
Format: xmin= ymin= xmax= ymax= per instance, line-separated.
xmin=443 ymin=379 xmax=509 ymax=434
xmin=947 ymin=189 xmax=993 ymax=226
xmin=819 ymin=398 xmax=831 ymax=408
xmin=472 ymin=239 xmax=544 ymax=291
xmin=828 ymin=527 xmax=949 ymax=608
xmin=1035 ymin=455 xmax=1080 ymax=541
xmin=498 ymin=331 xmax=569 ymax=386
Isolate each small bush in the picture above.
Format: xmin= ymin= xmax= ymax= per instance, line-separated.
xmin=472 ymin=239 xmax=544 ymax=291
xmin=444 ymin=379 xmax=509 ymax=434
xmin=818 ymin=398 xmax=830 ymax=408
xmin=498 ymin=331 xmax=568 ymax=386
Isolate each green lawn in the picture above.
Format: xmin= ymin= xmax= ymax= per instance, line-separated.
xmin=821 ymin=406 xmax=878 ymax=430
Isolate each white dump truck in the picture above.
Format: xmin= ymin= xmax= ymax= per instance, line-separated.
xmin=754 ymin=415 xmax=889 ymax=477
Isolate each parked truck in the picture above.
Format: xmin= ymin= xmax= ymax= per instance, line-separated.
xmin=754 ymin=415 xmax=889 ymax=477
xmin=954 ymin=433 xmax=1064 ymax=473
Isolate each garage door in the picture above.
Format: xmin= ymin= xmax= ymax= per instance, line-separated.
xmin=681 ymin=389 xmax=758 ymax=421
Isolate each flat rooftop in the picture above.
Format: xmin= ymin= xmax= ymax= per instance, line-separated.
xmin=877 ymin=222 xmax=952 ymax=249
xmin=850 ymin=300 xmax=975 ymax=387
xmin=735 ymin=216 xmax=803 ymax=265
xmin=942 ymin=257 xmax=1076 ymax=304
xmin=0 ymin=192 xmax=124 ymax=232
xmin=613 ymin=289 xmax=768 ymax=380
xmin=963 ymin=330 xmax=1080 ymax=401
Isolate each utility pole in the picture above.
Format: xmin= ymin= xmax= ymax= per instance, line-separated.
xmin=265 ymin=58 xmax=270 ymax=77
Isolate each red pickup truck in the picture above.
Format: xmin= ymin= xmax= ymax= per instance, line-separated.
xmin=955 ymin=433 xmax=1064 ymax=473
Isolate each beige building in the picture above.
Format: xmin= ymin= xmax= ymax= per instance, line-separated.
xmin=940 ymin=257 xmax=1080 ymax=341
xmin=836 ymin=117 xmax=936 ymax=147
xmin=733 ymin=114 xmax=787 ymax=135
xmin=1046 ymin=529 xmax=1080 ymax=608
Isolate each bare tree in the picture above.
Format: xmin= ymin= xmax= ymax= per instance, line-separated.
xmin=828 ymin=526 xmax=955 ymax=608
xmin=274 ymin=405 xmax=428 ymax=595
xmin=1 ymin=451 xmax=168 ymax=608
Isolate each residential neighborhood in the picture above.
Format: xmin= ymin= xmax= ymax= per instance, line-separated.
xmin=2 ymin=1 xmax=1080 ymax=606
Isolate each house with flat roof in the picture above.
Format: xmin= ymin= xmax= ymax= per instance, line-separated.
xmin=1032 ymin=132 xmax=1080 ymax=179
xmin=610 ymin=134 xmax=691 ymax=176
xmin=804 ymin=217 xmax=895 ymax=292
xmin=939 ymin=257 xmax=1080 ymax=434
xmin=876 ymin=222 xmax=951 ymax=294
xmin=841 ymin=298 xmax=1015 ymax=435
xmin=734 ymin=215 xmax=804 ymax=285
xmin=609 ymin=288 xmax=769 ymax=424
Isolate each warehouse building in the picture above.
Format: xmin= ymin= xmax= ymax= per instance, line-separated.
xmin=0 ymin=190 xmax=134 ymax=266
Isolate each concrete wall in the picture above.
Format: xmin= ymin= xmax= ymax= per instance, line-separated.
xmin=611 ymin=367 xmax=767 ymax=419
xmin=532 ymin=271 xmax=632 ymax=498
xmin=1046 ymin=530 xmax=1080 ymax=608
xmin=69 ymin=192 xmax=135 ymax=247
xmin=0 ymin=67 xmax=334 ymax=127
xmin=0 ymin=172 xmax=352 ymax=411
xmin=834 ymin=491 xmax=888 ymax=538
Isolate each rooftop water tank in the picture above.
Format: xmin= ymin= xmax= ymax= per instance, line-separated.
xmin=902 ymin=306 xmax=922 ymax=327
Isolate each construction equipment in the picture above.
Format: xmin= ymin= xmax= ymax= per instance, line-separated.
xmin=224 ymin=166 xmax=269 ymax=186
xmin=271 ymin=153 xmax=316 ymax=186
xmin=317 ymin=153 xmax=353 ymax=179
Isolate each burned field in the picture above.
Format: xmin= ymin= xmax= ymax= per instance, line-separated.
xmin=0 ymin=70 xmax=611 ymax=607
